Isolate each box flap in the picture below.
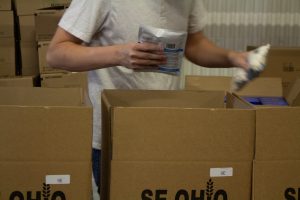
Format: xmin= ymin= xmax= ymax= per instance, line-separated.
xmin=285 ymin=78 xmax=300 ymax=106
xmin=185 ymin=76 xmax=232 ymax=91
xmin=0 ymin=87 xmax=85 ymax=106
xmin=102 ymin=89 xmax=225 ymax=109
xmin=185 ymin=76 xmax=282 ymax=97
xmin=101 ymin=90 xmax=255 ymax=162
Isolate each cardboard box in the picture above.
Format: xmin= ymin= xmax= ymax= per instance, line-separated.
xmin=185 ymin=76 xmax=283 ymax=97
xmin=101 ymin=90 xmax=255 ymax=200
xmin=20 ymin=41 xmax=39 ymax=76
xmin=41 ymin=72 xmax=88 ymax=93
xmin=225 ymin=78 xmax=300 ymax=200
xmin=13 ymin=0 xmax=70 ymax=16
xmin=0 ymin=38 xmax=15 ymax=76
xmin=18 ymin=15 xmax=36 ymax=42
xmin=0 ymin=11 xmax=14 ymax=38
xmin=248 ymin=46 xmax=300 ymax=96
xmin=0 ymin=76 xmax=38 ymax=87
xmin=285 ymin=78 xmax=300 ymax=106
xmin=0 ymin=0 xmax=11 ymax=11
xmin=0 ymin=87 xmax=92 ymax=199
xmin=38 ymin=41 xmax=67 ymax=74
xmin=35 ymin=8 xmax=64 ymax=41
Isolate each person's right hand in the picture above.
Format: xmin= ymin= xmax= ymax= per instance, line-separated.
xmin=116 ymin=42 xmax=167 ymax=70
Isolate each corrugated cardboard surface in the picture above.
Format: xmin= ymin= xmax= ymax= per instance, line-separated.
xmin=41 ymin=72 xmax=88 ymax=94
xmin=253 ymin=160 xmax=300 ymax=200
xmin=18 ymin=15 xmax=36 ymax=42
xmin=38 ymin=41 xmax=67 ymax=74
xmin=0 ymin=162 xmax=91 ymax=199
xmin=185 ymin=76 xmax=283 ymax=97
xmin=0 ymin=11 xmax=14 ymax=38
xmin=111 ymin=107 xmax=254 ymax=161
xmin=13 ymin=0 xmax=71 ymax=16
xmin=35 ymin=9 xmax=64 ymax=41
xmin=0 ymin=38 xmax=15 ymax=76
xmin=255 ymin=107 xmax=300 ymax=161
xmin=285 ymin=78 xmax=300 ymax=106
xmin=101 ymin=90 xmax=255 ymax=200
xmin=110 ymin=161 xmax=252 ymax=200
xmin=260 ymin=47 xmax=300 ymax=95
xmin=0 ymin=76 xmax=37 ymax=87
xmin=0 ymin=0 xmax=11 ymax=11
xmin=0 ymin=87 xmax=92 ymax=199
xmin=20 ymin=41 xmax=39 ymax=76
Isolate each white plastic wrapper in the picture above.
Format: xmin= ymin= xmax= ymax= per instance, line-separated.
xmin=231 ymin=44 xmax=271 ymax=91
xmin=138 ymin=25 xmax=187 ymax=75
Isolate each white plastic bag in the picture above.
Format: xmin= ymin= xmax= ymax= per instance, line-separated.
xmin=231 ymin=44 xmax=271 ymax=91
xmin=138 ymin=25 xmax=187 ymax=75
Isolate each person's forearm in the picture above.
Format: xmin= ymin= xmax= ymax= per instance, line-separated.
xmin=185 ymin=32 xmax=234 ymax=68
xmin=47 ymin=41 xmax=121 ymax=72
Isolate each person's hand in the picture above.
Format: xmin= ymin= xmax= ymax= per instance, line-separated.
xmin=228 ymin=51 xmax=250 ymax=71
xmin=116 ymin=42 xmax=167 ymax=70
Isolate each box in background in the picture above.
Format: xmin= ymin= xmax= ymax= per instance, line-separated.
xmin=185 ymin=76 xmax=285 ymax=106
xmin=18 ymin=15 xmax=35 ymax=42
xmin=38 ymin=41 xmax=68 ymax=74
xmin=41 ymin=72 xmax=88 ymax=94
xmin=101 ymin=90 xmax=255 ymax=200
xmin=0 ymin=11 xmax=14 ymax=38
xmin=13 ymin=0 xmax=70 ymax=16
xmin=0 ymin=38 xmax=15 ymax=76
xmin=0 ymin=87 xmax=92 ymax=199
xmin=0 ymin=76 xmax=39 ymax=87
xmin=0 ymin=0 xmax=11 ymax=11
xmin=285 ymin=78 xmax=300 ymax=106
xmin=20 ymin=41 xmax=39 ymax=76
xmin=35 ymin=8 xmax=64 ymax=41
xmin=248 ymin=46 xmax=300 ymax=96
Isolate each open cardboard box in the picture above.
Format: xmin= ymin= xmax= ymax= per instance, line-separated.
xmin=185 ymin=75 xmax=300 ymax=200
xmin=101 ymin=89 xmax=255 ymax=200
xmin=234 ymin=79 xmax=300 ymax=200
xmin=0 ymin=87 xmax=92 ymax=199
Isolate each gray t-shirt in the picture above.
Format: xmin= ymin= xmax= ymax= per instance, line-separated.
xmin=59 ymin=0 xmax=207 ymax=149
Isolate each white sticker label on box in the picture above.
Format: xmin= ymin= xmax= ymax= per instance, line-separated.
xmin=45 ymin=175 xmax=71 ymax=185
xmin=210 ymin=168 xmax=233 ymax=177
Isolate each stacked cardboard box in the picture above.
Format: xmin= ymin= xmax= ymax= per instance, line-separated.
xmin=0 ymin=0 xmax=11 ymax=11
xmin=0 ymin=2 xmax=15 ymax=76
xmin=32 ymin=6 xmax=88 ymax=92
xmin=0 ymin=75 xmax=38 ymax=87
xmin=101 ymin=90 xmax=255 ymax=200
xmin=247 ymin=46 xmax=300 ymax=97
xmin=40 ymin=72 xmax=88 ymax=94
xmin=13 ymin=0 xmax=71 ymax=76
xmin=35 ymin=8 xmax=67 ymax=74
xmin=0 ymin=87 xmax=92 ymax=199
